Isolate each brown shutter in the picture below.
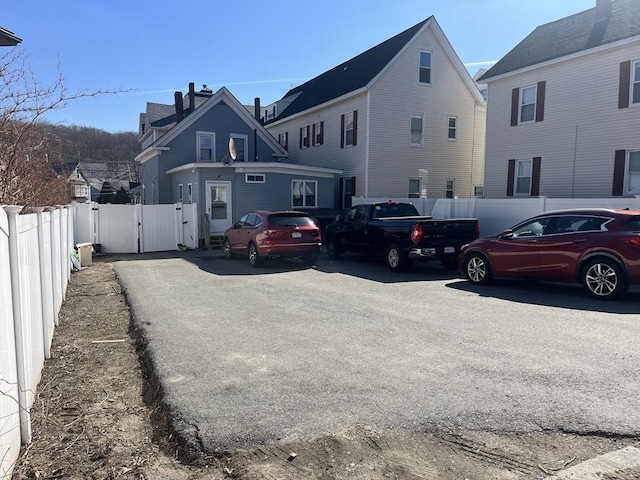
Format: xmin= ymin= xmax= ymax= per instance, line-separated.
xmin=511 ymin=88 xmax=519 ymax=126
xmin=352 ymin=110 xmax=358 ymax=146
xmin=306 ymin=126 xmax=311 ymax=148
xmin=351 ymin=176 xmax=356 ymax=197
xmin=618 ymin=61 xmax=631 ymax=109
xmin=612 ymin=150 xmax=626 ymax=196
xmin=312 ymin=124 xmax=316 ymax=146
xmin=299 ymin=128 xmax=303 ymax=149
xmin=338 ymin=177 xmax=345 ymax=210
xmin=531 ymin=157 xmax=541 ymax=196
xmin=285 ymin=131 xmax=288 ymax=150
xmin=320 ymin=121 xmax=324 ymax=145
xmin=507 ymin=159 xmax=515 ymax=196
xmin=535 ymin=81 xmax=546 ymax=122
xmin=340 ymin=115 xmax=345 ymax=148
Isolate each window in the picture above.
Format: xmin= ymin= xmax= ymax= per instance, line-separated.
xmin=312 ymin=122 xmax=324 ymax=146
xmin=419 ymin=50 xmax=432 ymax=84
xmin=340 ymin=176 xmax=355 ymax=209
xmin=341 ymin=111 xmax=357 ymax=147
xmin=300 ymin=126 xmax=310 ymax=149
xmin=445 ymin=179 xmax=455 ymax=199
xmin=245 ymin=174 xmax=265 ymax=183
xmin=520 ymin=86 xmax=536 ymax=123
xmin=410 ymin=113 xmax=423 ymax=145
xmin=408 ymin=178 xmax=421 ymax=198
xmin=230 ymin=134 xmax=247 ymax=161
xmin=633 ymin=60 xmax=640 ymax=105
xmin=178 ymin=184 xmax=183 ymax=202
xmin=278 ymin=132 xmax=288 ymax=150
xmin=511 ymin=217 xmax=551 ymax=238
xmin=187 ymin=183 xmax=193 ymax=203
xmin=515 ymin=159 xmax=532 ymax=195
xmin=628 ymin=150 xmax=640 ymax=195
xmin=448 ymin=117 xmax=457 ymax=140
xmin=292 ymin=180 xmax=317 ymax=207
xmin=197 ymin=132 xmax=215 ymax=161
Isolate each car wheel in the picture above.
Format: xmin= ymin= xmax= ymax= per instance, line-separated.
xmin=464 ymin=252 xmax=492 ymax=285
xmin=386 ymin=243 xmax=410 ymax=272
xmin=302 ymin=255 xmax=318 ymax=267
xmin=248 ymin=242 xmax=263 ymax=267
xmin=326 ymin=238 xmax=341 ymax=259
xmin=223 ymin=238 xmax=235 ymax=259
xmin=582 ymin=258 xmax=628 ymax=300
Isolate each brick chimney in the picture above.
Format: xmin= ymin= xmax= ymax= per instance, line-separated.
xmin=188 ymin=82 xmax=195 ymax=113
xmin=174 ymin=91 xmax=184 ymax=122
xmin=254 ymin=97 xmax=261 ymax=122
xmin=595 ymin=0 xmax=612 ymax=22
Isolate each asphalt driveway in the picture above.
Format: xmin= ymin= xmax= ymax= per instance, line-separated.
xmin=113 ymin=251 xmax=640 ymax=456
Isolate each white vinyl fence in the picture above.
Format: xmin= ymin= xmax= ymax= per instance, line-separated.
xmin=355 ymin=196 xmax=640 ymax=236
xmin=73 ymin=202 xmax=198 ymax=254
xmin=1 ymin=205 xmax=73 ymax=479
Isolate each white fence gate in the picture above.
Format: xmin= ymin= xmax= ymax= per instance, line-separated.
xmin=73 ymin=202 xmax=198 ymax=254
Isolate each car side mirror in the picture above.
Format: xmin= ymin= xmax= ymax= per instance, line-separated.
xmin=335 ymin=214 xmax=343 ymax=222
xmin=499 ymin=229 xmax=514 ymax=239
xmin=233 ymin=222 xmax=241 ymax=228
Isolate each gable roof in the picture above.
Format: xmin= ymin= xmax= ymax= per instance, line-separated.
xmin=480 ymin=0 xmax=640 ymax=81
xmin=270 ymin=18 xmax=430 ymax=122
xmin=136 ymin=87 xmax=288 ymax=162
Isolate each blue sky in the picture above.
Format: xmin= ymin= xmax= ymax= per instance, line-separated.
xmin=2 ymin=0 xmax=595 ymax=133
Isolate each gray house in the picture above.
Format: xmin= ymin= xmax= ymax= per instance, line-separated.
xmin=135 ymin=84 xmax=340 ymax=246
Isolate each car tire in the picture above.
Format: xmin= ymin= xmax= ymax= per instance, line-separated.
xmin=386 ymin=243 xmax=410 ymax=272
xmin=326 ymin=238 xmax=341 ymax=259
xmin=464 ymin=252 xmax=492 ymax=285
xmin=441 ymin=257 xmax=458 ymax=270
xmin=581 ymin=257 xmax=628 ymax=300
xmin=302 ymin=255 xmax=318 ymax=267
xmin=223 ymin=238 xmax=235 ymax=259
xmin=248 ymin=242 xmax=263 ymax=268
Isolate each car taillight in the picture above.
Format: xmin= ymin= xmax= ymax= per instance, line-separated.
xmin=411 ymin=225 xmax=422 ymax=244
xmin=625 ymin=236 xmax=640 ymax=246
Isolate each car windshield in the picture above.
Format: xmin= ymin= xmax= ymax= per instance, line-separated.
xmin=268 ymin=214 xmax=315 ymax=227
xmin=373 ymin=203 xmax=419 ymax=218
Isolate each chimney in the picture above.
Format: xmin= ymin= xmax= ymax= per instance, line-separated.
xmin=188 ymin=82 xmax=195 ymax=113
xmin=595 ymin=0 xmax=612 ymax=22
xmin=254 ymin=97 xmax=261 ymax=122
xmin=174 ymin=91 xmax=184 ymax=122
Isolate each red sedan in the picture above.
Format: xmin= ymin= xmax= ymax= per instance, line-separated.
xmin=223 ymin=211 xmax=322 ymax=267
xmin=459 ymin=208 xmax=640 ymax=300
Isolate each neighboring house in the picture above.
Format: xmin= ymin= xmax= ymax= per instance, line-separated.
xmin=264 ymin=16 xmax=486 ymax=209
xmin=65 ymin=161 xmax=133 ymax=202
xmin=479 ymin=0 xmax=640 ymax=198
xmin=0 ymin=26 xmax=21 ymax=46
xmin=135 ymin=83 xmax=341 ymax=245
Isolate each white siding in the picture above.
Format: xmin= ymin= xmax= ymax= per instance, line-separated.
xmin=484 ymin=40 xmax=640 ymax=198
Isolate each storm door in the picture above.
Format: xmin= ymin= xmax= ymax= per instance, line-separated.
xmin=205 ymin=181 xmax=232 ymax=234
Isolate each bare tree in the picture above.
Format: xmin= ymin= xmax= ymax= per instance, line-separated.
xmin=0 ymin=47 xmax=127 ymax=208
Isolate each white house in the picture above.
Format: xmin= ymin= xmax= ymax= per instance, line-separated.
xmin=479 ymin=0 xmax=640 ymax=198
xmin=264 ymin=16 xmax=486 ymax=209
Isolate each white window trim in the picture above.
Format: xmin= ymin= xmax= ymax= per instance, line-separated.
xmin=245 ymin=173 xmax=266 ymax=184
xmin=632 ymin=59 xmax=640 ymax=106
xmin=447 ymin=116 xmax=457 ymax=141
xmin=514 ymin=159 xmax=533 ymax=196
xmin=445 ymin=178 xmax=456 ymax=199
xmin=313 ymin=122 xmax=322 ymax=146
xmin=196 ymin=131 xmax=216 ymax=162
xmin=419 ymin=50 xmax=433 ymax=85
xmin=278 ymin=132 xmax=288 ymax=148
xmin=291 ymin=179 xmax=317 ymax=208
xmin=410 ymin=113 xmax=424 ymax=146
xmin=408 ymin=177 xmax=421 ymax=198
xmin=187 ymin=183 xmax=193 ymax=203
xmin=178 ymin=183 xmax=183 ymax=202
xmin=301 ymin=127 xmax=309 ymax=149
xmin=344 ymin=113 xmax=354 ymax=147
xmin=626 ymin=150 xmax=640 ymax=195
xmin=230 ymin=133 xmax=248 ymax=162
xmin=519 ymin=85 xmax=537 ymax=124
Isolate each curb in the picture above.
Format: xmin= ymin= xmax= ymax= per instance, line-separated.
xmin=544 ymin=446 xmax=640 ymax=479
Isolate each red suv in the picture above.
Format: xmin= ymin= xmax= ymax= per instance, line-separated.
xmin=459 ymin=209 xmax=640 ymax=300
xmin=223 ymin=211 xmax=322 ymax=267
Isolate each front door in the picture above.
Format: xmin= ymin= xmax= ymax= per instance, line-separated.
xmin=205 ymin=181 xmax=232 ymax=234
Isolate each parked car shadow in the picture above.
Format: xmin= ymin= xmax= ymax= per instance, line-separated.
xmin=446 ymin=279 xmax=640 ymax=314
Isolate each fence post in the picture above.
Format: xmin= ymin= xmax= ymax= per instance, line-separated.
xmin=5 ymin=205 xmax=32 ymax=444
xmin=33 ymin=208 xmax=55 ymax=360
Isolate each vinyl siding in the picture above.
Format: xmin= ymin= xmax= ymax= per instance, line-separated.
xmin=484 ymin=40 xmax=640 ymax=198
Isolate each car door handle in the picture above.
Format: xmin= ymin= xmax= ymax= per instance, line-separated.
xmin=573 ymin=239 xmax=587 ymax=243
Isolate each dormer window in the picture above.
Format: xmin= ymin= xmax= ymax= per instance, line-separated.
xmin=197 ymin=132 xmax=215 ymax=161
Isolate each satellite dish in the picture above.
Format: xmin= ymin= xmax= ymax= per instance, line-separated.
xmin=229 ymin=138 xmax=237 ymax=161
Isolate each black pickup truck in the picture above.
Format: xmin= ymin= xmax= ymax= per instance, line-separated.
xmin=324 ymin=202 xmax=479 ymax=271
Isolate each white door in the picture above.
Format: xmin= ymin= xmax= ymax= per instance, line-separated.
xmin=205 ymin=181 xmax=232 ymax=234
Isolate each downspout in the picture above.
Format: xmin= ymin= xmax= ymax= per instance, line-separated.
xmin=365 ymin=90 xmax=371 ymax=197
xmin=470 ymin=103 xmax=477 ymax=195
xmin=571 ymin=125 xmax=578 ymax=197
